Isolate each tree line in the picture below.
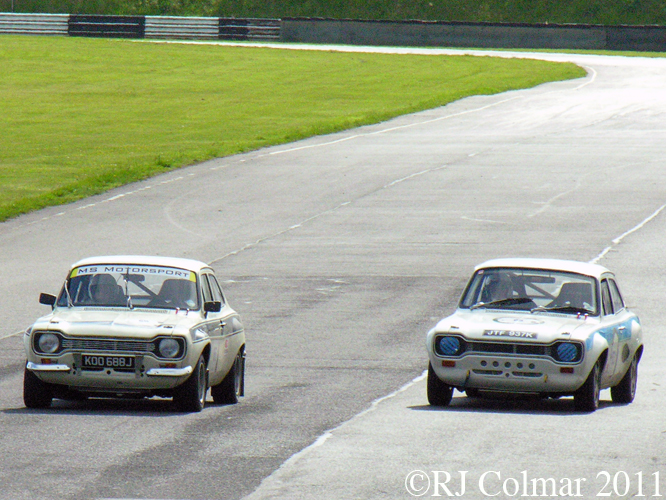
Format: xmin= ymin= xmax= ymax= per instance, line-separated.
xmin=1 ymin=0 xmax=664 ymax=26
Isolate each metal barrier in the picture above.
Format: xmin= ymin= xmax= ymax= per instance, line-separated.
xmin=68 ymin=15 xmax=145 ymax=38
xmin=220 ymin=18 xmax=280 ymax=41
xmin=0 ymin=12 xmax=68 ymax=35
xmin=0 ymin=13 xmax=279 ymax=40
xmin=145 ymin=16 xmax=218 ymax=40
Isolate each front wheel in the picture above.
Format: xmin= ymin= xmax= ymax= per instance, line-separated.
xmin=611 ymin=354 xmax=638 ymax=404
xmin=427 ymin=363 xmax=453 ymax=407
xmin=24 ymin=367 xmax=53 ymax=409
xmin=173 ymin=355 xmax=207 ymax=412
xmin=574 ymin=360 xmax=601 ymax=412
xmin=211 ymin=349 xmax=245 ymax=405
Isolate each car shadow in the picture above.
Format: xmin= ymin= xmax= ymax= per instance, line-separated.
xmin=409 ymin=393 xmax=619 ymax=415
xmin=2 ymin=396 xmax=227 ymax=417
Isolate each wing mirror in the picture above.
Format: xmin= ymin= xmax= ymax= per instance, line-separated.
xmin=203 ymin=301 xmax=222 ymax=314
xmin=39 ymin=293 xmax=57 ymax=309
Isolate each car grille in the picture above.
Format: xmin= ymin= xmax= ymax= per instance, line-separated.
xmin=467 ymin=341 xmax=549 ymax=356
xmin=61 ymin=338 xmax=156 ymax=354
xmin=434 ymin=334 xmax=584 ymax=364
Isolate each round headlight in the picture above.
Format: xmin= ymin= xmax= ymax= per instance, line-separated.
xmin=158 ymin=338 xmax=181 ymax=358
xmin=437 ymin=336 xmax=462 ymax=356
xmin=37 ymin=333 xmax=60 ymax=354
xmin=555 ymin=342 xmax=579 ymax=363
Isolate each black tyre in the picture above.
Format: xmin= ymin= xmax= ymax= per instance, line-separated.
xmin=427 ymin=363 xmax=453 ymax=407
xmin=211 ymin=349 xmax=244 ymax=405
xmin=173 ymin=355 xmax=207 ymax=412
xmin=611 ymin=354 xmax=638 ymax=404
xmin=574 ymin=360 xmax=601 ymax=412
xmin=23 ymin=367 xmax=53 ymax=409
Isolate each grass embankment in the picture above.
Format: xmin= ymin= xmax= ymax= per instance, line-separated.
xmin=0 ymin=35 xmax=585 ymax=221
xmin=1 ymin=0 xmax=664 ymax=25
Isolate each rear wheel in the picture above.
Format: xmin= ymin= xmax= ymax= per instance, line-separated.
xmin=574 ymin=360 xmax=601 ymax=412
xmin=173 ymin=355 xmax=207 ymax=412
xmin=23 ymin=367 xmax=53 ymax=409
xmin=427 ymin=363 xmax=453 ymax=407
xmin=211 ymin=349 xmax=245 ymax=405
xmin=611 ymin=354 xmax=638 ymax=404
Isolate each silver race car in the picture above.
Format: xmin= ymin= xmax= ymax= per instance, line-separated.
xmin=24 ymin=255 xmax=245 ymax=412
xmin=426 ymin=258 xmax=642 ymax=412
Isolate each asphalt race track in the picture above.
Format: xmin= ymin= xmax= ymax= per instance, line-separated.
xmin=1 ymin=46 xmax=665 ymax=500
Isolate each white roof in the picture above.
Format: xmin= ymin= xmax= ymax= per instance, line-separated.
xmin=70 ymin=255 xmax=211 ymax=273
xmin=474 ymin=258 xmax=611 ymax=279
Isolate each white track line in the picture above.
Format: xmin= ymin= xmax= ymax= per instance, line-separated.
xmin=253 ymin=370 xmax=427 ymax=481
xmin=591 ymin=203 xmax=666 ymax=264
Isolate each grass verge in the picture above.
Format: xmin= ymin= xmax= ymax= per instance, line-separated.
xmin=0 ymin=35 xmax=586 ymax=222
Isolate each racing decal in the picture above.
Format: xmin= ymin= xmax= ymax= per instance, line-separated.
xmin=72 ymin=265 xmax=196 ymax=281
xmin=71 ymin=266 xmax=98 ymax=277
xmin=483 ymin=330 xmax=538 ymax=339
xmin=494 ymin=317 xmax=544 ymax=325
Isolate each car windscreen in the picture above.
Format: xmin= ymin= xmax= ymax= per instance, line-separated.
xmin=459 ymin=267 xmax=599 ymax=316
xmin=57 ymin=264 xmax=199 ymax=310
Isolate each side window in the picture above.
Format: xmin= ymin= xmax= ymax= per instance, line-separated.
xmin=601 ymin=279 xmax=614 ymax=316
xmin=207 ymin=274 xmax=226 ymax=305
xmin=201 ymin=274 xmax=213 ymax=304
xmin=609 ymin=279 xmax=625 ymax=313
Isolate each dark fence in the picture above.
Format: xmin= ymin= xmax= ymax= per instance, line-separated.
xmin=282 ymin=18 xmax=666 ymax=52
xmin=606 ymin=25 xmax=666 ymax=51
xmin=0 ymin=13 xmax=664 ymax=51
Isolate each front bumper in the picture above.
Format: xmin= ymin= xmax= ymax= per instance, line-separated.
xmin=26 ymin=353 xmax=195 ymax=391
xmin=28 ymin=361 xmax=193 ymax=377
xmin=429 ymin=353 xmax=588 ymax=394
xmin=27 ymin=361 xmax=70 ymax=372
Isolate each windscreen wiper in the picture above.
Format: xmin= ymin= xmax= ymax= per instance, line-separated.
xmin=470 ymin=297 xmax=533 ymax=310
xmin=531 ymin=305 xmax=593 ymax=315
xmin=64 ymin=281 xmax=73 ymax=308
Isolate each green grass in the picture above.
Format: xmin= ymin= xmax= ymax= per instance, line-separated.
xmin=0 ymin=35 xmax=586 ymax=221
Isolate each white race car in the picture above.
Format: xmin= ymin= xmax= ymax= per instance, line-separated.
xmin=24 ymin=255 xmax=245 ymax=412
xmin=426 ymin=258 xmax=643 ymax=412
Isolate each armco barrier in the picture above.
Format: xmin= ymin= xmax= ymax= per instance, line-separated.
xmin=68 ymin=15 xmax=145 ymax=38
xmin=145 ymin=16 xmax=218 ymax=40
xmin=0 ymin=13 xmax=279 ymax=41
xmin=0 ymin=12 xmax=68 ymax=35
xmin=220 ymin=18 xmax=280 ymax=41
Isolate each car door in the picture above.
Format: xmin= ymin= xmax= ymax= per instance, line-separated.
xmin=607 ymin=278 xmax=635 ymax=380
xmin=201 ymin=272 xmax=238 ymax=381
xmin=598 ymin=277 xmax=623 ymax=385
xmin=200 ymin=273 xmax=224 ymax=374
xmin=207 ymin=274 xmax=241 ymax=381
